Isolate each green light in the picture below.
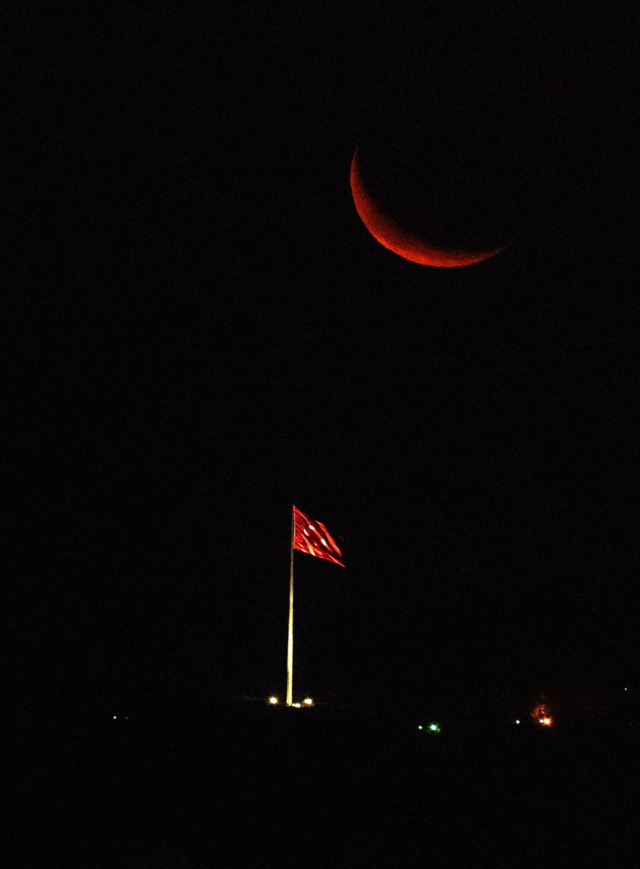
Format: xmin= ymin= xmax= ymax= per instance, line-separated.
xmin=429 ymin=723 xmax=441 ymax=733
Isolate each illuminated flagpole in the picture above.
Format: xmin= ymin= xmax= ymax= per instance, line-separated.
xmin=286 ymin=505 xmax=295 ymax=706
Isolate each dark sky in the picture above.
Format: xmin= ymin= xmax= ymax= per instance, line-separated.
xmin=5 ymin=3 xmax=639 ymax=716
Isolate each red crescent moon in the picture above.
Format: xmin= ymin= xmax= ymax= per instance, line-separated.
xmin=350 ymin=149 xmax=504 ymax=268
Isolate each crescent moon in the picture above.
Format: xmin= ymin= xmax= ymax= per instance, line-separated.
xmin=350 ymin=149 xmax=504 ymax=268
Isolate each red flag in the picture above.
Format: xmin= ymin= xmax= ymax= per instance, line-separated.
xmin=293 ymin=506 xmax=344 ymax=567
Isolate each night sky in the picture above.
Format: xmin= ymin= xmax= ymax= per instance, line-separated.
xmin=6 ymin=4 xmax=638 ymax=720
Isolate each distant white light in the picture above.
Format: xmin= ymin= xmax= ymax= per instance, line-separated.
xmin=515 ymin=719 xmax=520 ymax=724
xmin=418 ymin=725 xmax=423 ymax=730
xmin=113 ymin=716 xmax=117 ymax=720
xmin=269 ymin=696 xmax=278 ymax=705
xmin=292 ymin=703 xmax=301 ymax=708
xmin=303 ymin=698 xmax=313 ymax=706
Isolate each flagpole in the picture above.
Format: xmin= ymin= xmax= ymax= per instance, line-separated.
xmin=286 ymin=506 xmax=295 ymax=706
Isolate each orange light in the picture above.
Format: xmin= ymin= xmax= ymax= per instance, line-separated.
xmin=532 ymin=702 xmax=553 ymax=726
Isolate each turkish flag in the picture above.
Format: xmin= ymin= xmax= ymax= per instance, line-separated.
xmin=293 ymin=506 xmax=344 ymax=567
